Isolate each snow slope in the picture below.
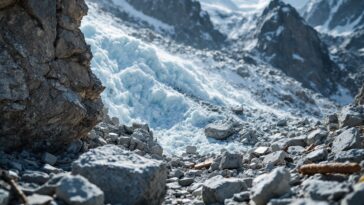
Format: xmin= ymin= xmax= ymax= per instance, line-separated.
xmin=82 ymin=2 xmax=337 ymax=155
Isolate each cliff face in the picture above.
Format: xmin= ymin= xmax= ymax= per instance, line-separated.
xmin=0 ymin=0 xmax=104 ymax=151
xmin=255 ymin=0 xmax=337 ymax=96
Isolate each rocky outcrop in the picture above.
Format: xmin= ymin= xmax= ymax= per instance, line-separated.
xmin=0 ymin=0 xmax=104 ymax=151
xmin=354 ymin=83 xmax=364 ymax=105
xmin=255 ymin=0 xmax=337 ymax=96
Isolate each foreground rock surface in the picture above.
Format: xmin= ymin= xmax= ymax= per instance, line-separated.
xmin=0 ymin=0 xmax=104 ymax=151
xmin=72 ymin=145 xmax=167 ymax=205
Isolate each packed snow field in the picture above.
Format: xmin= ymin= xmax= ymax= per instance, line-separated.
xmin=82 ymin=1 xmax=336 ymax=155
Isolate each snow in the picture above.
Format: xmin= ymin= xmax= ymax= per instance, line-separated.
xmin=331 ymin=85 xmax=353 ymax=105
xmin=82 ymin=3 xmax=338 ymax=156
xmin=109 ymin=0 xmax=174 ymax=33
xmin=292 ymin=53 xmax=305 ymax=63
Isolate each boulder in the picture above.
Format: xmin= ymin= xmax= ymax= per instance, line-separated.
xmin=202 ymin=176 xmax=247 ymax=204
xmin=55 ymin=175 xmax=104 ymax=205
xmin=263 ymin=151 xmax=287 ymax=166
xmin=334 ymin=149 xmax=364 ymax=163
xmin=306 ymin=129 xmax=327 ymax=145
xmin=332 ymin=128 xmax=362 ymax=153
xmin=72 ymin=145 xmax=167 ymax=205
xmin=205 ymin=123 xmax=234 ymax=140
xmin=301 ymin=180 xmax=349 ymax=201
xmin=250 ymin=167 xmax=290 ymax=205
xmin=303 ymin=149 xmax=328 ymax=164
xmin=219 ymin=152 xmax=243 ymax=170
xmin=338 ymin=106 xmax=364 ymax=128
xmin=0 ymin=0 xmax=104 ymax=151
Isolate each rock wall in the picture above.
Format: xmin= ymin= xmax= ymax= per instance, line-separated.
xmin=255 ymin=0 xmax=337 ymax=96
xmin=0 ymin=0 xmax=104 ymax=151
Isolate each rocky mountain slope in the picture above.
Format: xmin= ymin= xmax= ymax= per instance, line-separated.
xmin=0 ymin=0 xmax=104 ymax=151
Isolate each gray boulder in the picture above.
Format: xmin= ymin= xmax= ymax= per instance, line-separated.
xmin=263 ymin=151 xmax=287 ymax=166
xmin=205 ymin=123 xmax=234 ymax=140
xmin=55 ymin=175 xmax=104 ymax=205
xmin=334 ymin=149 xmax=364 ymax=163
xmin=250 ymin=167 xmax=291 ymax=205
xmin=303 ymin=149 xmax=328 ymax=164
xmin=219 ymin=152 xmax=243 ymax=170
xmin=72 ymin=145 xmax=167 ymax=205
xmin=306 ymin=129 xmax=327 ymax=145
xmin=301 ymin=180 xmax=349 ymax=201
xmin=202 ymin=176 xmax=247 ymax=204
xmin=338 ymin=106 xmax=364 ymax=128
xmin=332 ymin=128 xmax=362 ymax=153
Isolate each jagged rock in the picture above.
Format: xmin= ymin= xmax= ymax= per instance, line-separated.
xmin=303 ymin=149 xmax=328 ymax=164
xmin=178 ymin=178 xmax=194 ymax=187
xmin=263 ymin=151 xmax=287 ymax=166
xmin=338 ymin=106 xmax=364 ymax=128
xmin=202 ymin=176 xmax=247 ymax=204
xmin=301 ymin=180 xmax=349 ymax=201
xmin=334 ymin=149 xmax=364 ymax=163
xmin=354 ymin=84 xmax=364 ymax=106
xmin=239 ymin=130 xmax=259 ymax=145
xmin=233 ymin=191 xmax=250 ymax=202
xmin=72 ymin=145 xmax=167 ymax=205
xmin=306 ymin=129 xmax=327 ymax=145
xmin=205 ymin=123 xmax=234 ymax=140
xmin=255 ymin=0 xmax=336 ymax=95
xmin=55 ymin=175 xmax=104 ymax=205
xmin=0 ymin=0 xmax=104 ymax=151
xmin=250 ymin=167 xmax=290 ymax=205
xmin=219 ymin=152 xmax=243 ymax=170
xmin=22 ymin=171 xmax=50 ymax=185
xmin=332 ymin=128 xmax=362 ymax=153
xmin=42 ymin=153 xmax=57 ymax=166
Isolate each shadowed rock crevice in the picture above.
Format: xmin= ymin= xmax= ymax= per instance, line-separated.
xmin=0 ymin=0 xmax=104 ymax=152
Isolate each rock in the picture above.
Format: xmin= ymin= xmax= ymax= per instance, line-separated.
xmin=55 ymin=175 xmax=104 ymax=205
xmin=0 ymin=0 xmax=104 ymax=151
xmin=151 ymin=144 xmax=163 ymax=156
xmin=0 ymin=189 xmax=9 ymax=205
xmin=42 ymin=153 xmax=57 ymax=165
xmin=233 ymin=191 xmax=250 ymax=202
xmin=335 ymin=149 xmax=364 ymax=163
xmin=277 ymin=119 xmax=287 ymax=127
xmin=339 ymin=106 xmax=364 ymax=128
xmin=303 ymin=149 xmax=328 ymax=164
xmin=282 ymin=136 xmax=307 ymax=148
xmin=301 ymin=180 xmax=349 ymax=201
xmin=27 ymin=194 xmax=53 ymax=205
xmin=255 ymin=0 xmax=336 ymax=96
xmin=287 ymin=146 xmax=305 ymax=155
xmin=202 ymin=175 xmax=248 ymax=204
xmin=355 ymin=84 xmax=364 ymax=106
xmin=204 ymin=123 xmax=234 ymax=140
xmin=72 ymin=145 xmax=167 ymax=205
xmin=178 ymin=178 xmax=194 ymax=187
xmin=341 ymin=183 xmax=364 ymax=205
xmin=220 ymin=152 xmax=243 ymax=170
xmin=263 ymin=151 xmax=287 ymax=166
xmin=171 ymin=169 xmax=184 ymax=179
xmin=332 ymin=128 xmax=362 ymax=153
xmin=67 ymin=139 xmax=84 ymax=154
xmin=250 ymin=167 xmax=291 ymax=205
xmin=240 ymin=130 xmax=259 ymax=145
xmin=42 ymin=164 xmax=63 ymax=174
xmin=22 ymin=171 xmax=50 ymax=184
xmin=186 ymin=146 xmax=197 ymax=155
xmin=289 ymin=199 xmax=329 ymax=205
xmin=253 ymin=146 xmax=270 ymax=156
xmin=306 ymin=129 xmax=327 ymax=145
